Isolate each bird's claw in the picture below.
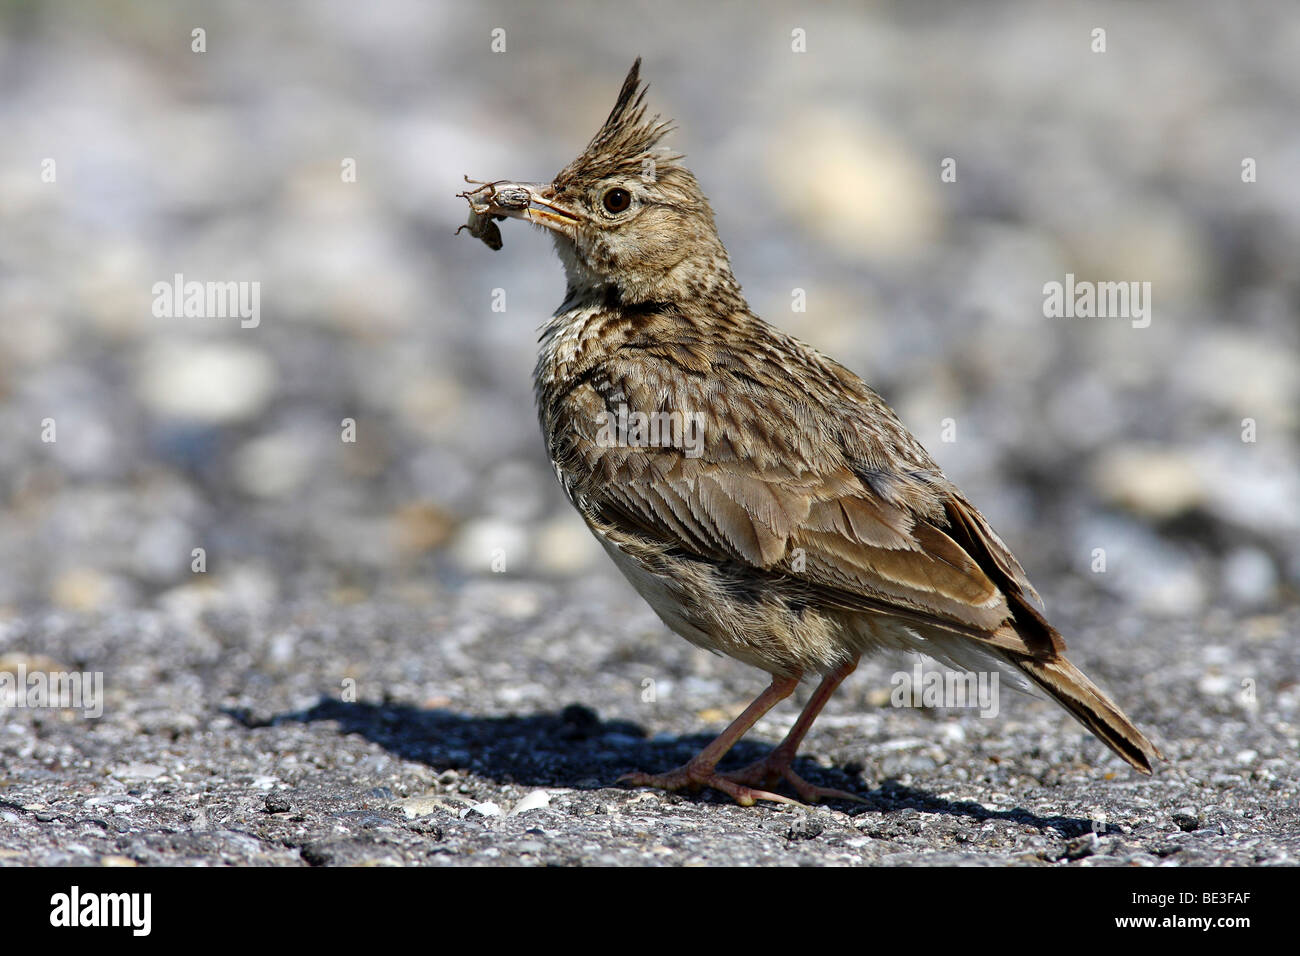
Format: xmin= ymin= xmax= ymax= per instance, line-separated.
xmin=720 ymin=753 xmax=868 ymax=805
xmin=617 ymin=766 xmax=800 ymax=807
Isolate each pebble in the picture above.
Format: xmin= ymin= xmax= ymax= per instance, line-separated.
xmin=1171 ymin=808 xmax=1202 ymax=832
xmin=393 ymin=796 xmax=453 ymax=819
xmin=450 ymin=519 xmax=530 ymax=574
xmin=509 ymin=790 xmax=552 ymax=816
xmin=233 ymin=432 xmax=313 ymax=499
xmin=786 ymin=814 xmax=826 ymax=842
xmin=49 ymin=569 xmax=116 ymax=612
xmin=111 ymin=763 xmax=167 ymax=782
xmin=135 ymin=342 xmax=275 ymax=423
xmin=1222 ymin=549 xmax=1278 ymax=606
xmin=1076 ymin=515 xmax=1207 ymax=615
xmin=1061 ymin=833 xmax=1099 ymax=861
xmin=763 ymin=111 xmax=937 ymax=260
xmin=938 ymin=723 xmax=966 ymax=745
xmin=1090 ymin=445 xmax=1204 ymax=520
xmin=532 ymin=518 xmax=602 ymax=575
xmin=264 ymin=793 xmax=292 ymax=814
xmin=1198 ymin=674 xmax=1232 ymax=696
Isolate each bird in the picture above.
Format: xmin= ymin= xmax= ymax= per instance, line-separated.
xmin=458 ymin=57 xmax=1161 ymax=805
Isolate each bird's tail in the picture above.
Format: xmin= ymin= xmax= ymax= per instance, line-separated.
xmin=1011 ymin=655 xmax=1162 ymax=774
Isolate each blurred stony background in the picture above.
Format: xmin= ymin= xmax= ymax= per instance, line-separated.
xmin=0 ymin=1 xmax=1296 ymax=866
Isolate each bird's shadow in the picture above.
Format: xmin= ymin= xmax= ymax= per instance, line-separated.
xmin=240 ymin=697 xmax=1097 ymax=838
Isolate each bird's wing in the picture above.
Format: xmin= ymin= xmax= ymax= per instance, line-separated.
xmin=551 ymin=343 xmax=1060 ymax=661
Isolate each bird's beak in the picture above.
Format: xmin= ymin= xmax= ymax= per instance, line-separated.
xmin=464 ymin=180 xmax=583 ymax=237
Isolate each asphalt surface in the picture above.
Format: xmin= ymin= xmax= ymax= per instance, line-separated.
xmin=2 ymin=574 xmax=1295 ymax=866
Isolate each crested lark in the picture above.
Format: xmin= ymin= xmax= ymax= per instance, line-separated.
xmin=460 ymin=58 xmax=1161 ymax=805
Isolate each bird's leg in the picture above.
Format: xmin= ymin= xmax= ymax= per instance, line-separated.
xmin=720 ymin=657 xmax=866 ymax=804
xmin=618 ymin=674 xmax=802 ymax=806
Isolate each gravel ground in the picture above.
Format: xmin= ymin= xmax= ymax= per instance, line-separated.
xmin=1 ymin=575 xmax=1295 ymax=866
xmin=1 ymin=1 xmax=1297 ymax=867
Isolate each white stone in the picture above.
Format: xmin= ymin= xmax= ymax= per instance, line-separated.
xmin=1223 ymin=548 xmax=1278 ymax=606
xmin=509 ymin=790 xmax=552 ymax=816
xmin=135 ymin=342 xmax=275 ymax=423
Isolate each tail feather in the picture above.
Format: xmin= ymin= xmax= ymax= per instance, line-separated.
xmin=1012 ymin=655 xmax=1162 ymax=774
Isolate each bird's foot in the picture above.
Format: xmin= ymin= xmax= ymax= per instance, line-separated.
xmin=720 ymin=751 xmax=867 ymax=805
xmin=617 ymin=763 xmax=799 ymax=807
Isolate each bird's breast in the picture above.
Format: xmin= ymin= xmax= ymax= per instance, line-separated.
xmin=532 ymin=304 xmax=628 ymax=497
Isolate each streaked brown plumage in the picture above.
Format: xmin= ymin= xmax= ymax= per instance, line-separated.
xmin=461 ymin=58 xmax=1161 ymax=804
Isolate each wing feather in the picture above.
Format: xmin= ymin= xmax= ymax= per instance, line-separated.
xmin=559 ymin=348 xmax=1050 ymax=656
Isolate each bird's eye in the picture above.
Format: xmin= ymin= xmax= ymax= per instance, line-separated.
xmin=602 ymin=187 xmax=632 ymax=214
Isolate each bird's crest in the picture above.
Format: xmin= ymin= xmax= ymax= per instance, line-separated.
xmin=558 ymin=57 xmax=681 ymax=185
